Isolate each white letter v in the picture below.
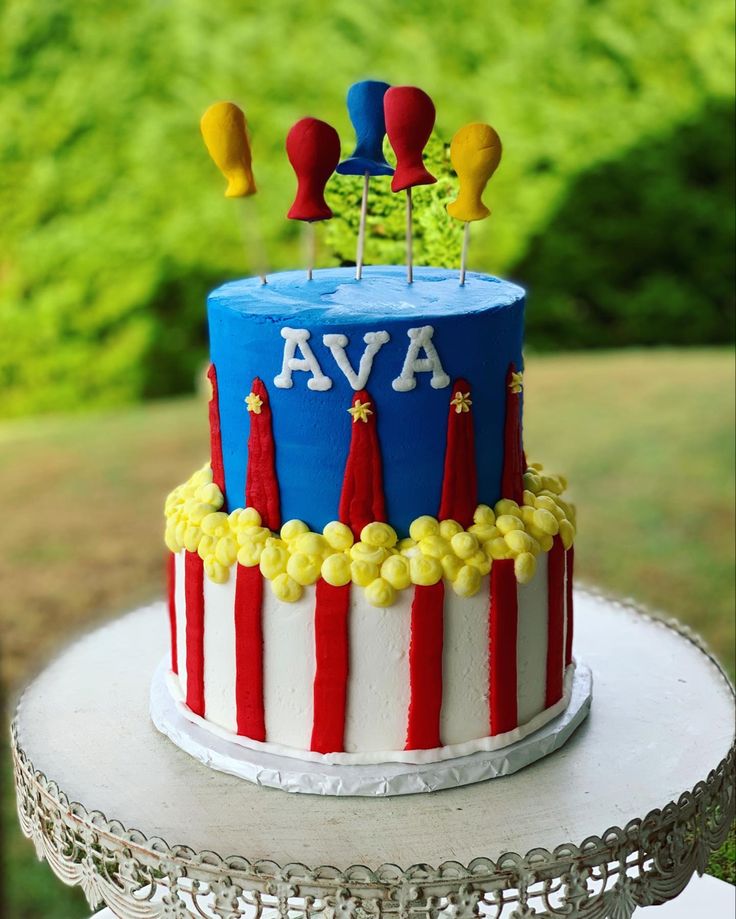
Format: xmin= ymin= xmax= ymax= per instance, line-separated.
xmin=322 ymin=331 xmax=390 ymax=391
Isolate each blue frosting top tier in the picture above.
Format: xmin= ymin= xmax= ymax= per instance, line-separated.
xmin=208 ymin=266 xmax=525 ymax=535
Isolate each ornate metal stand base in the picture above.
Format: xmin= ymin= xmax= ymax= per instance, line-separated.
xmin=89 ymin=873 xmax=736 ymax=919
xmin=11 ymin=590 xmax=735 ymax=918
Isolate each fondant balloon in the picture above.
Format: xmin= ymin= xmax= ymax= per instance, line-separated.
xmin=447 ymin=123 xmax=502 ymax=222
xmin=286 ymin=118 xmax=341 ymax=222
xmin=384 ymin=86 xmax=437 ymax=193
xmin=337 ymin=80 xmax=394 ymax=177
xmin=200 ymin=101 xmax=256 ymax=198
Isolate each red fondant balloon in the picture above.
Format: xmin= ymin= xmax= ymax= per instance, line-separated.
xmin=384 ymin=86 xmax=437 ymax=193
xmin=286 ymin=117 xmax=341 ymax=222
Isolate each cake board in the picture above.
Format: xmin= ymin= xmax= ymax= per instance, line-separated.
xmin=149 ymin=659 xmax=592 ymax=795
xmin=11 ymin=588 xmax=735 ymax=917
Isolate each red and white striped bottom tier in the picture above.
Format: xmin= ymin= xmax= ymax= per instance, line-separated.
xmin=165 ymin=540 xmax=576 ymax=765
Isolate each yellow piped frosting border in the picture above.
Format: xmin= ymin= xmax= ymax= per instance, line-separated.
xmin=164 ymin=463 xmax=576 ymax=607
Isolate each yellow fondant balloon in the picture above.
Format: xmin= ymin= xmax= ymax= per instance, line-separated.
xmin=200 ymin=101 xmax=257 ymax=198
xmin=447 ymin=123 xmax=502 ymax=222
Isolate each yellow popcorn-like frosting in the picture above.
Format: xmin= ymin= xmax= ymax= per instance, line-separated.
xmin=164 ymin=462 xmax=576 ymax=607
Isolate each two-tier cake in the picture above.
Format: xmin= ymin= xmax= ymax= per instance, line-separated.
xmin=161 ymin=267 xmax=578 ymax=767
xmin=153 ymin=83 xmax=588 ymax=793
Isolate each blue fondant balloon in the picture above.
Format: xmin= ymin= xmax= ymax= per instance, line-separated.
xmin=336 ymin=80 xmax=394 ymax=177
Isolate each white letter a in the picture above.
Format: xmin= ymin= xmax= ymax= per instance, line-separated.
xmin=392 ymin=326 xmax=450 ymax=392
xmin=273 ymin=328 xmax=332 ymax=391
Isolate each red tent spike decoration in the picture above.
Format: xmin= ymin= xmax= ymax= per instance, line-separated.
xmin=310 ymin=579 xmax=351 ymax=755
xmin=338 ymin=390 xmax=386 ymax=538
xmin=206 ymin=363 xmax=226 ymax=496
xmin=500 ymin=363 xmax=524 ymax=505
xmin=244 ymin=377 xmax=281 ymax=531
xmin=438 ymin=378 xmax=477 ymax=528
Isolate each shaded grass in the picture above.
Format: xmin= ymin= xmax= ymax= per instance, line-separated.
xmin=2 ymin=348 xmax=734 ymax=913
xmin=0 ymin=397 xmax=209 ymax=690
xmin=523 ymin=349 xmax=735 ymax=668
xmin=709 ymin=826 xmax=736 ymax=885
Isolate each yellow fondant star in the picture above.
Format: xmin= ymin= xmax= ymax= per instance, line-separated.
xmin=509 ymin=371 xmax=524 ymax=394
xmin=245 ymin=392 xmax=263 ymax=414
xmin=348 ymin=399 xmax=373 ymax=423
xmin=450 ymin=391 xmax=473 ymax=414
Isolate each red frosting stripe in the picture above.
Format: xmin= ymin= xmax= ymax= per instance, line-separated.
xmin=438 ymin=378 xmax=477 ymax=529
xmin=565 ymin=546 xmax=575 ymax=667
xmin=405 ymin=582 xmax=445 ymax=751
xmin=245 ymin=377 xmax=281 ymax=531
xmin=501 ymin=362 xmax=524 ymax=504
xmin=546 ymin=535 xmax=566 ymax=706
xmin=489 ymin=558 xmax=518 ymax=735
xmin=311 ymin=580 xmax=351 ymax=754
xmin=184 ymin=550 xmax=205 ymax=716
xmin=167 ymin=552 xmax=178 ymax=674
xmin=234 ymin=564 xmax=266 ymax=741
xmin=339 ymin=389 xmax=386 ymax=538
xmin=206 ymin=363 xmax=226 ymax=496
xmin=384 ymin=86 xmax=437 ymax=192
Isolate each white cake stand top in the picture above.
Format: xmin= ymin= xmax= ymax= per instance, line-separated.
xmin=12 ymin=590 xmax=735 ymax=918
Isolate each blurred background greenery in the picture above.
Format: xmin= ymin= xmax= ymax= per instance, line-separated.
xmin=1 ymin=0 xmax=734 ymax=415
xmin=1 ymin=0 xmax=734 ymax=914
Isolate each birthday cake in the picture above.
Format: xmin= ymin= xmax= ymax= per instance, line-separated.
xmin=157 ymin=83 xmax=584 ymax=790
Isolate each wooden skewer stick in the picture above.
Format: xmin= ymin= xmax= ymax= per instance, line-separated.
xmin=355 ymin=171 xmax=370 ymax=280
xmin=459 ymin=221 xmax=470 ymax=286
xmin=306 ymin=223 xmax=317 ymax=281
xmin=238 ymin=199 xmax=268 ymax=285
xmin=406 ymin=187 xmax=414 ymax=284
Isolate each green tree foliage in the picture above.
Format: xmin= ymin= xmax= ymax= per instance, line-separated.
xmin=0 ymin=0 xmax=733 ymax=416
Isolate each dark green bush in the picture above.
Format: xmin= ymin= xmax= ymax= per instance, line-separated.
xmin=517 ymin=98 xmax=736 ymax=349
xmin=0 ymin=0 xmax=733 ymax=416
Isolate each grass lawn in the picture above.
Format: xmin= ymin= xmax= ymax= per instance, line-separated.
xmin=2 ymin=348 xmax=734 ymax=915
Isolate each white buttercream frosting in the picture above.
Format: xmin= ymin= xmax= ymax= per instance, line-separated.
xmin=344 ymin=588 xmax=412 ymax=753
xmin=167 ymin=550 xmax=573 ymax=765
xmin=262 ymin=592 xmax=316 ymax=748
xmin=517 ymin=552 xmax=550 ymax=725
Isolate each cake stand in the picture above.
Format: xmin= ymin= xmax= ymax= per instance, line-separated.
xmin=11 ymin=589 xmax=735 ymax=918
